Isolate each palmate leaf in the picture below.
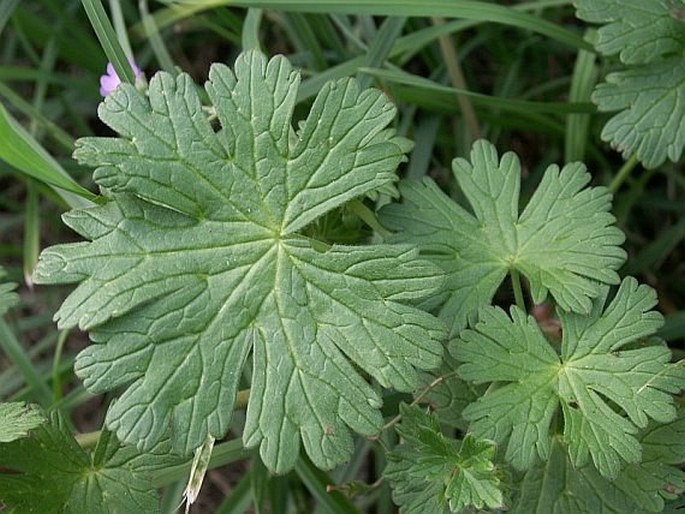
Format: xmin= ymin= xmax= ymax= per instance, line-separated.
xmin=384 ymin=404 xmax=503 ymax=514
xmin=0 ymin=413 xmax=184 ymax=513
xmin=33 ymin=50 xmax=446 ymax=472
xmin=455 ymin=277 xmax=685 ymax=479
xmin=574 ymin=0 xmax=685 ymax=168
xmin=380 ymin=140 xmax=625 ymax=336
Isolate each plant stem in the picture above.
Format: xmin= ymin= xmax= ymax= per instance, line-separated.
xmin=432 ymin=16 xmax=481 ymax=143
xmin=381 ymin=371 xmax=458 ymax=432
xmin=609 ymin=153 xmax=639 ymax=193
xmin=51 ymin=329 xmax=69 ymax=401
xmin=510 ymin=268 xmax=526 ymax=311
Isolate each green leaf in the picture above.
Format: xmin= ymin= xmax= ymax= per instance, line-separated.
xmin=385 ymin=404 xmax=503 ymax=514
xmin=0 ymin=102 xmax=97 ymax=204
xmin=380 ymin=139 xmax=626 ymax=335
xmin=513 ymin=410 xmax=685 ymax=514
xmin=33 ymin=50 xmax=446 ymax=472
xmin=0 ymin=265 xmax=18 ymax=316
xmin=591 ymin=59 xmax=685 ymax=169
xmin=455 ymin=277 xmax=685 ymax=479
xmin=574 ymin=0 xmax=685 ymax=168
xmin=574 ymin=0 xmax=685 ymax=65
xmin=0 ymin=413 xmax=185 ymax=513
xmin=0 ymin=402 xmax=45 ymax=443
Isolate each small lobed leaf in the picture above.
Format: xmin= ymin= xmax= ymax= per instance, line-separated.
xmin=33 ymin=50 xmax=447 ymax=473
xmin=385 ymin=404 xmax=504 ymax=514
xmin=574 ymin=0 xmax=685 ymax=65
xmin=574 ymin=0 xmax=685 ymax=168
xmin=455 ymin=277 xmax=685 ymax=479
xmin=591 ymin=59 xmax=685 ymax=169
xmin=0 ymin=402 xmax=45 ymax=443
xmin=380 ymin=139 xmax=625 ymax=336
xmin=0 ymin=413 xmax=184 ymax=513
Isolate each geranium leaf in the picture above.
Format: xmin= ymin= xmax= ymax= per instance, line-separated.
xmin=455 ymin=277 xmax=685 ymax=478
xmin=591 ymin=59 xmax=685 ymax=169
xmin=575 ymin=0 xmax=685 ymax=168
xmin=0 ymin=413 xmax=184 ymax=513
xmin=33 ymin=50 xmax=446 ymax=472
xmin=513 ymin=411 xmax=685 ymax=514
xmin=379 ymin=139 xmax=625 ymax=335
xmin=385 ymin=404 xmax=503 ymax=514
xmin=0 ymin=402 xmax=45 ymax=443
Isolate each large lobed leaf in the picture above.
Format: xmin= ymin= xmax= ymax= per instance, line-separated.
xmin=575 ymin=0 xmax=685 ymax=168
xmin=380 ymin=139 xmax=625 ymax=336
xmin=33 ymin=50 xmax=446 ymax=472
xmin=455 ymin=277 xmax=685 ymax=479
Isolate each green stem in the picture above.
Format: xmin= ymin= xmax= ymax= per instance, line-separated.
xmin=609 ymin=153 xmax=639 ymax=193
xmin=510 ymin=268 xmax=526 ymax=311
xmin=51 ymin=329 xmax=69 ymax=402
xmin=109 ymin=0 xmax=134 ymax=59
xmin=348 ymin=199 xmax=392 ymax=238
xmin=432 ymin=16 xmax=481 ymax=142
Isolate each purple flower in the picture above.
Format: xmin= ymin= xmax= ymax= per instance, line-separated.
xmin=99 ymin=60 xmax=142 ymax=97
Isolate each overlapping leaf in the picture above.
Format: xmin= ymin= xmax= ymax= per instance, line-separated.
xmin=0 ymin=402 xmax=44 ymax=443
xmin=455 ymin=277 xmax=685 ymax=478
xmin=380 ymin=140 xmax=625 ymax=335
xmin=0 ymin=413 xmax=184 ymax=513
xmin=0 ymin=266 xmax=18 ymax=316
xmin=33 ymin=50 xmax=446 ymax=472
xmin=574 ymin=0 xmax=685 ymax=64
xmin=512 ymin=411 xmax=685 ymax=514
xmin=575 ymin=0 xmax=685 ymax=168
xmin=385 ymin=404 xmax=503 ymax=514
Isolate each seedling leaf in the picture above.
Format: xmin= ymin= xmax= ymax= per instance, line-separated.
xmin=455 ymin=277 xmax=685 ymax=478
xmin=380 ymin=139 xmax=625 ymax=335
xmin=33 ymin=50 xmax=446 ymax=472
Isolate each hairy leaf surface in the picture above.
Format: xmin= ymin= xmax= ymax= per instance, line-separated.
xmin=33 ymin=50 xmax=446 ymax=472
xmin=380 ymin=140 xmax=625 ymax=335
xmin=385 ymin=404 xmax=503 ymax=513
xmin=455 ymin=277 xmax=685 ymax=478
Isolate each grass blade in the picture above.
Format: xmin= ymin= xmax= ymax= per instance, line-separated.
xmin=0 ymin=103 xmax=97 ymax=204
